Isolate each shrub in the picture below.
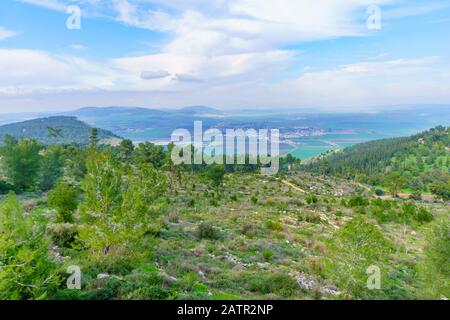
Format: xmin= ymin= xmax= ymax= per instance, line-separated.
xmin=262 ymin=248 xmax=274 ymax=261
xmin=47 ymin=180 xmax=78 ymax=223
xmin=298 ymin=212 xmax=321 ymax=224
xmin=335 ymin=210 xmax=343 ymax=217
xmin=0 ymin=181 xmax=14 ymax=194
xmin=235 ymin=272 xmax=298 ymax=298
xmin=324 ymin=215 xmax=393 ymax=299
xmin=0 ymin=193 xmax=60 ymax=299
xmin=241 ymin=224 xmax=255 ymax=238
xmin=306 ymin=194 xmax=318 ymax=205
xmin=187 ymin=198 xmax=195 ymax=207
xmin=266 ymin=220 xmax=283 ymax=231
xmin=374 ymin=189 xmax=385 ymax=196
xmin=348 ymin=195 xmax=369 ymax=207
xmin=418 ymin=219 xmax=450 ymax=298
xmin=251 ymin=196 xmax=258 ymax=204
xmin=197 ymin=223 xmax=220 ymax=240
xmin=46 ymin=223 xmax=78 ymax=248
xmin=416 ymin=208 xmax=434 ymax=223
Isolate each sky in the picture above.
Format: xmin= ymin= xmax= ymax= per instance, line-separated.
xmin=0 ymin=0 xmax=450 ymax=113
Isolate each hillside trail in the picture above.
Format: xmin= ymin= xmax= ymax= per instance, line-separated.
xmin=355 ymin=182 xmax=436 ymax=201
xmin=279 ymin=179 xmax=307 ymax=193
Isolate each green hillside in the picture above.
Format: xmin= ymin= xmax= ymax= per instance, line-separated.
xmin=304 ymin=126 xmax=450 ymax=199
xmin=0 ymin=116 xmax=120 ymax=146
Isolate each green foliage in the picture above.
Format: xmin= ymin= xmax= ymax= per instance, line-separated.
xmin=266 ymin=220 xmax=283 ymax=231
xmin=262 ymin=248 xmax=274 ymax=261
xmin=47 ymin=180 xmax=78 ymax=223
xmin=39 ymin=145 xmax=65 ymax=191
xmin=324 ymin=215 xmax=393 ymax=299
xmin=0 ymin=116 xmax=118 ymax=146
xmin=297 ymin=212 xmax=321 ymax=224
xmin=385 ymin=172 xmax=404 ymax=197
xmin=46 ymin=223 xmax=78 ymax=248
xmin=132 ymin=142 xmax=165 ymax=168
xmin=418 ymin=219 xmax=450 ymax=299
xmin=233 ymin=272 xmax=299 ymax=297
xmin=79 ymin=150 xmax=166 ymax=264
xmin=348 ymin=195 xmax=369 ymax=207
xmin=205 ymin=164 xmax=226 ymax=190
xmin=0 ymin=193 xmax=60 ymax=299
xmin=197 ymin=223 xmax=220 ymax=240
xmin=0 ymin=181 xmax=14 ymax=194
xmin=305 ymin=126 xmax=450 ymax=194
xmin=416 ymin=207 xmax=434 ymax=223
xmin=118 ymin=139 xmax=134 ymax=162
xmin=89 ymin=128 xmax=99 ymax=148
xmin=429 ymin=179 xmax=450 ymax=201
xmin=305 ymin=194 xmax=318 ymax=205
xmin=0 ymin=136 xmax=42 ymax=191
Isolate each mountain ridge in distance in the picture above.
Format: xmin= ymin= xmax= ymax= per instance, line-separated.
xmin=0 ymin=116 xmax=120 ymax=146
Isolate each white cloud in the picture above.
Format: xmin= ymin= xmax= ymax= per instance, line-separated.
xmin=0 ymin=27 xmax=19 ymax=41
xmin=5 ymin=0 xmax=450 ymax=111
xmin=70 ymin=44 xmax=87 ymax=50
xmin=0 ymin=47 xmax=448 ymax=111
xmin=17 ymin=0 xmax=67 ymax=11
xmin=140 ymin=70 xmax=171 ymax=80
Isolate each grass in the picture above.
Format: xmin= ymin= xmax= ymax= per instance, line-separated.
xmin=19 ymin=171 xmax=450 ymax=300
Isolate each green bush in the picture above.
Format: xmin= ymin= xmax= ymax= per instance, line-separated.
xmin=262 ymin=248 xmax=274 ymax=261
xmin=266 ymin=220 xmax=283 ymax=231
xmin=298 ymin=212 xmax=322 ymax=224
xmin=46 ymin=223 xmax=78 ymax=248
xmin=0 ymin=193 xmax=60 ymax=299
xmin=0 ymin=181 xmax=14 ymax=194
xmin=306 ymin=194 xmax=318 ymax=205
xmin=47 ymin=180 xmax=78 ymax=223
xmin=324 ymin=215 xmax=393 ymax=299
xmin=197 ymin=223 xmax=220 ymax=240
xmin=235 ymin=272 xmax=298 ymax=298
xmin=416 ymin=207 xmax=434 ymax=223
xmin=418 ymin=219 xmax=450 ymax=299
xmin=348 ymin=195 xmax=369 ymax=207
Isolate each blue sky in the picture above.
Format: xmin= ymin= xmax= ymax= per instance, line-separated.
xmin=0 ymin=0 xmax=450 ymax=112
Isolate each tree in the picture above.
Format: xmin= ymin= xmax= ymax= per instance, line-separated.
xmin=205 ymin=164 xmax=226 ymax=190
xmin=63 ymin=145 xmax=87 ymax=184
xmin=429 ymin=180 xmax=450 ymax=201
xmin=418 ymin=219 xmax=450 ymax=298
xmin=324 ymin=215 xmax=393 ymax=299
xmin=47 ymin=180 xmax=78 ymax=223
xmin=79 ymin=150 xmax=166 ymax=263
xmin=132 ymin=142 xmax=165 ymax=168
xmin=89 ymin=128 xmax=99 ymax=148
xmin=385 ymin=172 xmax=404 ymax=197
xmin=0 ymin=136 xmax=42 ymax=191
xmin=0 ymin=193 xmax=59 ymax=299
xmin=118 ymin=139 xmax=134 ymax=162
xmin=39 ymin=145 xmax=65 ymax=191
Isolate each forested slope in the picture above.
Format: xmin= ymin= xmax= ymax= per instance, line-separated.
xmin=0 ymin=116 xmax=119 ymax=146
xmin=304 ymin=126 xmax=450 ymax=199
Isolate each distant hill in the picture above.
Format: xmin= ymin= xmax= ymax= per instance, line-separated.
xmin=176 ymin=106 xmax=223 ymax=115
xmin=0 ymin=116 xmax=120 ymax=146
xmin=69 ymin=106 xmax=169 ymax=118
xmin=304 ymin=126 xmax=450 ymax=197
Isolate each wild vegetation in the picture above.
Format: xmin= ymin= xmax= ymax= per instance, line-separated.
xmin=0 ymin=116 xmax=119 ymax=146
xmin=305 ymin=126 xmax=450 ymax=200
xmin=0 ymin=126 xmax=448 ymax=300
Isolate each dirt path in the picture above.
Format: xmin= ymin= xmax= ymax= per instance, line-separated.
xmin=280 ymin=179 xmax=307 ymax=194
xmin=356 ymin=182 xmax=437 ymax=202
